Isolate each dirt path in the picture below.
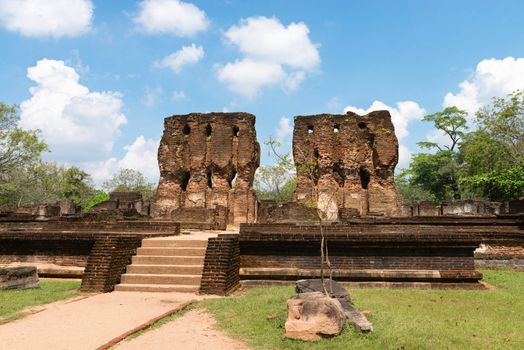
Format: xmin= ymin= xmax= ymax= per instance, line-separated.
xmin=115 ymin=308 xmax=250 ymax=350
xmin=0 ymin=292 xmax=201 ymax=350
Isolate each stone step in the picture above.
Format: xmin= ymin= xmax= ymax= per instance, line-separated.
xmin=141 ymin=239 xmax=208 ymax=248
xmin=114 ymin=283 xmax=200 ymax=293
xmin=127 ymin=264 xmax=203 ymax=275
xmin=132 ymin=255 xmax=205 ymax=265
xmin=120 ymin=273 xmax=202 ymax=285
xmin=136 ymin=247 xmax=206 ymax=257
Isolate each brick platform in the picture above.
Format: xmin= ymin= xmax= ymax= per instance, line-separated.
xmin=238 ymin=223 xmax=487 ymax=288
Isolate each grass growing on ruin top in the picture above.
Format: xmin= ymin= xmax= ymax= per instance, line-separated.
xmin=0 ymin=279 xmax=81 ymax=323
xmin=202 ymin=270 xmax=524 ymax=350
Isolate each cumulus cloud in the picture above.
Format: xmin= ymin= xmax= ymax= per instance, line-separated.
xmin=84 ymin=136 xmax=160 ymax=185
xmin=133 ymin=0 xmax=209 ymax=36
xmin=216 ymin=59 xmax=285 ymax=98
xmin=276 ymin=117 xmax=293 ymax=140
xmin=154 ymin=44 xmax=204 ymax=73
xmin=0 ymin=0 xmax=93 ymax=38
xmin=216 ymin=16 xmax=320 ymax=98
xmin=444 ymin=57 xmax=524 ymax=115
xmin=19 ymin=59 xmax=127 ymax=163
xmin=344 ymin=100 xmax=426 ymax=168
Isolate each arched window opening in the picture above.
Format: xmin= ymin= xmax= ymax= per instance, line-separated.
xmin=183 ymin=124 xmax=191 ymax=135
xmin=228 ymin=171 xmax=237 ymax=188
xmin=180 ymin=171 xmax=190 ymax=191
xmin=207 ymin=170 xmax=213 ymax=189
xmin=333 ymin=124 xmax=340 ymax=133
xmin=232 ymin=126 xmax=240 ymax=137
xmin=307 ymin=125 xmax=314 ymax=134
xmin=205 ymin=124 xmax=212 ymax=137
xmin=359 ymin=167 xmax=370 ymax=190
xmin=358 ymin=121 xmax=367 ymax=129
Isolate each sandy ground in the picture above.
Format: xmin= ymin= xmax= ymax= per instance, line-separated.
xmin=115 ymin=308 xmax=249 ymax=350
xmin=0 ymin=291 xmax=203 ymax=350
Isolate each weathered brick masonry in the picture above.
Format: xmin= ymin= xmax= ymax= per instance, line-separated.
xmin=153 ymin=112 xmax=260 ymax=225
xmin=200 ymin=234 xmax=240 ymax=295
xmin=0 ymin=220 xmax=180 ymax=292
xmin=293 ymin=111 xmax=402 ymax=219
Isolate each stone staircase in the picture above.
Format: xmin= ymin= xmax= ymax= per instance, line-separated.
xmin=115 ymin=237 xmax=208 ymax=293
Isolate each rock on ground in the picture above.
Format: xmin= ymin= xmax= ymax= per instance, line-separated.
xmin=285 ymin=292 xmax=347 ymax=341
xmin=0 ymin=266 xmax=39 ymax=290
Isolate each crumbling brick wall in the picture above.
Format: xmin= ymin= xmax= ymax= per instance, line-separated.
xmin=293 ymin=111 xmax=402 ymax=219
xmin=152 ymin=113 xmax=260 ymax=224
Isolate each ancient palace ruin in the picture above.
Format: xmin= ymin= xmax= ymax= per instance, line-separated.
xmin=293 ymin=111 xmax=402 ymax=219
xmin=2 ymin=109 xmax=523 ymax=296
xmin=152 ymin=112 xmax=260 ymax=224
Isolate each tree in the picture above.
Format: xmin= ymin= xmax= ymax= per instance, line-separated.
xmin=401 ymin=106 xmax=469 ymax=201
xmin=395 ymin=171 xmax=435 ymax=204
xmin=417 ymin=106 xmax=468 ymax=152
xmin=475 ymin=90 xmax=524 ymax=159
xmin=253 ymin=137 xmax=296 ymax=203
xmin=458 ymin=90 xmax=524 ymax=200
xmin=102 ymin=168 xmax=156 ymax=199
xmin=0 ymin=162 xmax=95 ymax=208
xmin=0 ymin=103 xmax=47 ymax=176
xmin=461 ymin=164 xmax=524 ymax=201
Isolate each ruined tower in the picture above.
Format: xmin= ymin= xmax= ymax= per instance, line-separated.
xmin=293 ymin=110 xmax=402 ymax=219
xmin=152 ymin=112 xmax=260 ymax=224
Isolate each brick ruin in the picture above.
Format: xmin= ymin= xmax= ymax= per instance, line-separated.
xmin=152 ymin=113 xmax=260 ymax=225
xmin=293 ymin=111 xmax=402 ymax=220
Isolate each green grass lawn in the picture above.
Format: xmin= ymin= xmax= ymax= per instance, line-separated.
xmin=0 ymin=279 xmax=81 ymax=323
xmin=203 ymin=270 xmax=524 ymax=350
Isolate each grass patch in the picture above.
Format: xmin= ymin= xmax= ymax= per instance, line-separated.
xmin=0 ymin=279 xmax=81 ymax=323
xmin=203 ymin=270 xmax=524 ymax=350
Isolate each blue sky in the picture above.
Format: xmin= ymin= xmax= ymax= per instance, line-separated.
xmin=1 ymin=0 xmax=524 ymax=184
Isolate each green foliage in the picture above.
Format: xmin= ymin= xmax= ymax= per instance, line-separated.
xmin=102 ymin=168 xmax=156 ymax=200
xmin=395 ymin=171 xmax=435 ymax=204
xmin=0 ymin=103 xmax=48 ymax=176
xmin=458 ymin=91 xmax=524 ymax=200
xmin=0 ymin=162 xmax=95 ymax=208
xmin=0 ymin=103 xmax=48 ymax=206
xmin=400 ymin=107 xmax=468 ymax=202
xmin=81 ymin=190 xmax=110 ymax=212
xmin=203 ymin=270 xmax=524 ymax=350
xmin=460 ymin=164 xmax=524 ymax=201
xmin=0 ymin=280 xmax=80 ymax=323
xmin=407 ymin=149 xmax=461 ymax=201
xmin=418 ymin=106 xmax=468 ymax=151
xmin=254 ymin=137 xmax=296 ymax=203
xmin=475 ymin=90 xmax=524 ymax=159
xmin=402 ymin=93 xmax=524 ymax=202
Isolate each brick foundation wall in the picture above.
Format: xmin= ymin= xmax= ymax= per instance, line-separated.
xmin=0 ymin=230 xmax=162 ymax=293
xmin=80 ymin=235 xmax=144 ymax=292
xmin=199 ymin=234 xmax=240 ymax=295
xmin=239 ymin=223 xmax=484 ymax=284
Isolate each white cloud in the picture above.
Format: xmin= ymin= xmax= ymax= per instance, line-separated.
xmin=216 ymin=16 xmax=320 ymax=97
xmin=133 ymin=0 xmax=209 ymax=36
xmin=444 ymin=57 xmax=524 ymax=115
xmin=344 ymin=100 xmax=426 ymax=168
xmin=19 ymin=59 xmax=127 ymax=163
xmin=154 ymin=44 xmax=204 ymax=73
xmin=276 ymin=117 xmax=293 ymax=140
xmin=216 ymin=59 xmax=285 ymax=98
xmin=85 ymin=136 xmax=160 ymax=185
xmin=0 ymin=0 xmax=93 ymax=38
xmin=171 ymin=90 xmax=186 ymax=101
xmin=142 ymin=86 xmax=162 ymax=107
